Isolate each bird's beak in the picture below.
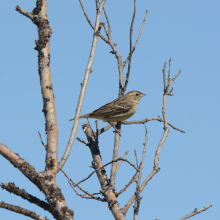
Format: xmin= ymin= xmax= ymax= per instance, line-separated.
xmin=140 ymin=93 xmax=146 ymax=98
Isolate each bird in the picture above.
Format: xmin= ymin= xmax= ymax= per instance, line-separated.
xmin=69 ymin=90 xmax=146 ymax=135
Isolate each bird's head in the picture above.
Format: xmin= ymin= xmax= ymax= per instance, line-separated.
xmin=125 ymin=90 xmax=146 ymax=102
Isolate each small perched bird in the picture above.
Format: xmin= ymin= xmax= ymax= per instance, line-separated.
xmin=69 ymin=90 xmax=146 ymax=135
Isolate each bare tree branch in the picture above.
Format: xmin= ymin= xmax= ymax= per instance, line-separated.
xmin=103 ymin=6 xmax=112 ymax=36
xmin=76 ymin=137 xmax=89 ymax=145
xmin=98 ymin=123 xmax=113 ymax=135
xmin=68 ymin=181 xmax=105 ymax=201
xmin=38 ymin=131 xmax=47 ymax=149
xmin=122 ymin=117 xmax=185 ymax=133
xmin=123 ymin=0 xmax=136 ymax=93
xmin=0 ymin=202 xmax=49 ymax=220
xmin=15 ymin=6 xmax=35 ymax=21
xmin=123 ymin=169 xmax=159 ymax=213
xmin=12 ymin=2 xmax=74 ymax=219
xmin=17 ymin=0 xmax=58 ymax=176
xmin=110 ymin=122 xmax=121 ymax=188
xmin=116 ymin=171 xmax=138 ymax=197
xmin=123 ymin=10 xmax=148 ymax=68
xmin=61 ymin=169 xmax=105 ymax=202
xmin=134 ymin=131 xmax=148 ymax=220
xmin=0 ymin=182 xmax=50 ymax=212
xmin=116 ymin=150 xmax=129 ymax=173
xmin=79 ymin=0 xmax=109 ymax=43
xmin=0 ymin=142 xmax=40 ymax=183
xmin=82 ymin=123 xmax=126 ymax=220
xmin=170 ymin=70 xmax=182 ymax=85
xmin=95 ymin=120 xmax=99 ymax=148
xmin=75 ymin=157 xmax=139 ymax=187
xmin=123 ymin=60 xmax=182 ymax=214
xmin=58 ymin=0 xmax=107 ymax=171
xmin=179 ymin=204 xmax=212 ymax=220
xmin=134 ymin=149 xmax=139 ymax=166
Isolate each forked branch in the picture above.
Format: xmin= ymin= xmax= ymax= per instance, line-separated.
xmin=123 ymin=60 xmax=182 ymax=214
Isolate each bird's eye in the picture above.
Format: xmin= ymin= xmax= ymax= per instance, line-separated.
xmin=136 ymin=93 xmax=139 ymax=96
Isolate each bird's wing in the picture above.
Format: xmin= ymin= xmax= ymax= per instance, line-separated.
xmin=89 ymin=97 xmax=133 ymax=117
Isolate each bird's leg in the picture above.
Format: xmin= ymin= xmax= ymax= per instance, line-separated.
xmin=108 ymin=122 xmax=121 ymax=136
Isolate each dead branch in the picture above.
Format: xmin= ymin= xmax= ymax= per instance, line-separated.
xmin=61 ymin=169 xmax=105 ymax=202
xmin=116 ymin=171 xmax=138 ymax=197
xmin=103 ymin=6 xmax=112 ymax=36
xmin=123 ymin=60 xmax=182 ymax=214
xmin=0 ymin=142 xmax=40 ymax=183
xmin=123 ymin=10 xmax=148 ymax=68
xmin=79 ymin=0 xmax=108 ymax=43
xmin=134 ymin=131 xmax=148 ymax=220
xmin=123 ymin=0 xmax=136 ymax=93
xmin=122 ymin=117 xmax=185 ymax=133
xmin=38 ymin=131 xmax=47 ymax=149
xmin=13 ymin=1 xmax=74 ymax=219
xmin=95 ymin=120 xmax=99 ymax=148
xmin=0 ymin=202 xmax=49 ymax=220
xmin=116 ymin=150 xmax=129 ymax=173
xmin=75 ymin=157 xmax=139 ymax=187
xmin=98 ymin=123 xmax=113 ymax=135
xmin=15 ymin=6 xmax=35 ymax=21
xmin=134 ymin=150 xmax=139 ymax=166
xmin=0 ymin=182 xmax=50 ymax=212
xmin=110 ymin=122 xmax=121 ymax=188
xmin=82 ymin=124 xmax=126 ymax=220
xmin=179 ymin=204 xmax=212 ymax=220
xmin=76 ymin=137 xmax=89 ymax=145
xmin=123 ymin=169 xmax=159 ymax=213
xmin=58 ymin=0 xmax=107 ymax=172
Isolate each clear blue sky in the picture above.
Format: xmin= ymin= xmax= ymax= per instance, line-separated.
xmin=1 ymin=0 xmax=219 ymax=219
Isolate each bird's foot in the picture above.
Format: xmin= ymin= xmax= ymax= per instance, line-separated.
xmin=108 ymin=122 xmax=121 ymax=136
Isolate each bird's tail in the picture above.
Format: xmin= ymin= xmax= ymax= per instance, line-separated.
xmin=69 ymin=113 xmax=90 ymax=121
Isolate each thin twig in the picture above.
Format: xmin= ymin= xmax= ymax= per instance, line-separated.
xmin=102 ymin=4 xmax=112 ymax=36
xmin=168 ymin=58 xmax=171 ymax=85
xmin=95 ymin=120 xmax=99 ymax=148
xmin=123 ymin=0 xmax=136 ymax=93
xmin=123 ymin=10 xmax=148 ymax=68
xmin=61 ymin=169 xmax=105 ymax=201
xmin=124 ymin=60 xmax=182 ymax=214
xmin=15 ymin=6 xmax=35 ymax=21
xmin=79 ymin=0 xmax=109 ymax=44
xmin=123 ymin=169 xmax=159 ymax=213
xmin=75 ymin=157 xmax=139 ymax=187
xmin=116 ymin=150 xmax=129 ymax=173
xmin=38 ymin=131 xmax=47 ymax=149
xmin=134 ymin=149 xmax=139 ymax=166
xmin=163 ymin=61 xmax=167 ymax=92
xmin=58 ymin=0 xmax=107 ymax=171
xmin=98 ymin=123 xmax=114 ymax=135
xmin=76 ymin=137 xmax=89 ymax=145
xmin=134 ymin=131 xmax=148 ymax=220
xmin=122 ymin=117 xmax=185 ymax=133
xmin=179 ymin=204 xmax=212 ymax=220
xmin=116 ymin=171 xmax=138 ymax=197
xmin=170 ymin=70 xmax=182 ymax=85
